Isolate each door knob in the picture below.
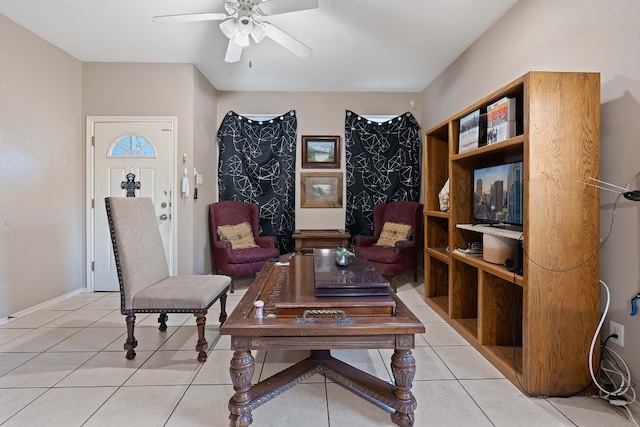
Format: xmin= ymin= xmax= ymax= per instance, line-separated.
xmin=159 ymin=214 xmax=168 ymax=220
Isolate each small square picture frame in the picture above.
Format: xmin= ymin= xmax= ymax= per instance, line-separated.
xmin=300 ymin=172 xmax=343 ymax=208
xmin=301 ymin=135 xmax=340 ymax=169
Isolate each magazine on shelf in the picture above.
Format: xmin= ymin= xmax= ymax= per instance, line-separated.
xmin=487 ymin=97 xmax=516 ymax=144
xmin=458 ymin=109 xmax=480 ymax=153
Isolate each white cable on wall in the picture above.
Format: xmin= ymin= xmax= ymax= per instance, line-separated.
xmin=589 ymin=280 xmax=638 ymax=426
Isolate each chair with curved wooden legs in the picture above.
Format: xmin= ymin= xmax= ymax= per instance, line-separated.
xmin=106 ymin=197 xmax=230 ymax=362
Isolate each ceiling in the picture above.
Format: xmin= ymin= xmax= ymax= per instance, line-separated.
xmin=0 ymin=0 xmax=519 ymax=92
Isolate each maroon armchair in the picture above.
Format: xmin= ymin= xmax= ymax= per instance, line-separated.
xmin=354 ymin=201 xmax=423 ymax=292
xmin=208 ymin=201 xmax=280 ymax=293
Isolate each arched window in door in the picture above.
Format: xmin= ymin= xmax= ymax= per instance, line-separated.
xmin=107 ymin=134 xmax=156 ymax=157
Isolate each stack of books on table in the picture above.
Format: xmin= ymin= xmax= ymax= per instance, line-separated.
xmin=487 ymin=97 xmax=516 ymax=144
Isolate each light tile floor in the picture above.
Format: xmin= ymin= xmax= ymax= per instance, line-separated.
xmin=0 ymin=273 xmax=637 ymax=426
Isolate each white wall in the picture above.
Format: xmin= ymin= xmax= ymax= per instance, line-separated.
xmin=421 ymin=0 xmax=640 ymax=400
xmin=192 ymin=68 xmax=218 ymax=274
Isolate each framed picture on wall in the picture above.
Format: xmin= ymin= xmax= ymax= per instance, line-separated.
xmin=300 ymin=172 xmax=343 ymax=208
xmin=301 ymin=135 xmax=341 ymax=168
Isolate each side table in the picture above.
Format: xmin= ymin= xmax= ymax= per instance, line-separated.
xmin=292 ymin=229 xmax=350 ymax=255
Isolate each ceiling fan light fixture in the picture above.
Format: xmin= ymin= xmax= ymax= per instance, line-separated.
xmin=225 ymin=39 xmax=243 ymax=63
xmin=154 ymin=0 xmax=318 ymax=63
xmin=250 ymin=24 xmax=267 ymax=43
xmin=238 ymin=16 xmax=254 ymax=35
xmin=219 ymin=18 xmax=238 ymax=38
xmin=234 ymin=31 xmax=250 ymax=47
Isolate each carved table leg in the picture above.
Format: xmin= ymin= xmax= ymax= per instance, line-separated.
xmin=390 ymin=349 xmax=417 ymax=427
xmin=229 ymin=349 xmax=255 ymax=427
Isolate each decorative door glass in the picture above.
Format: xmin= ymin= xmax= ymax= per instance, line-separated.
xmin=108 ymin=134 xmax=156 ymax=157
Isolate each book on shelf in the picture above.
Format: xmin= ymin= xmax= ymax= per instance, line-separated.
xmin=459 ymin=109 xmax=480 ymax=153
xmin=453 ymin=247 xmax=483 ymax=257
xmin=487 ymin=97 xmax=516 ymax=144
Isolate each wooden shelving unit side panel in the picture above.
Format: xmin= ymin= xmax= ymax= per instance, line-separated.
xmin=522 ymin=72 xmax=601 ymax=395
xmin=424 ymin=130 xmax=450 ymax=213
xmin=423 ymin=125 xmax=451 ymax=303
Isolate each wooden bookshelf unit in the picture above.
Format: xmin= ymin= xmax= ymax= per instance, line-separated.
xmin=423 ymin=72 xmax=601 ymax=396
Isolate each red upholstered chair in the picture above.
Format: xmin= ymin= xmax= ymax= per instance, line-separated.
xmin=208 ymin=201 xmax=280 ymax=293
xmin=354 ymin=201 xmax=423 ymax=292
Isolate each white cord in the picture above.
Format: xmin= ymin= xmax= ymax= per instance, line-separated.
xmin=589 ymin=280 xmax=610 ymax=394
xmin=589 ymin=280 xmax=638 ymax=426
xmin=624 ymin=405 xmax=640 ymax=427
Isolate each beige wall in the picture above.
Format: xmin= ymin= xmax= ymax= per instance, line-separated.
xmin=82 ymin=62 xmax=208 ymax=275
xmin=0 ymin=15 xmax=83 ymax=317
xmin=192 ymin=68 xmax=218 ymax=273
xmin=216 ymin=91 xmax=422 ymax=229
xmin=421 ymin=0 xmax=640 ymax=401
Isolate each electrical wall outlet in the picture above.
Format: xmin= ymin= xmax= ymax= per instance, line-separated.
xmin=609 ymin=320 xmax=624 ymax=347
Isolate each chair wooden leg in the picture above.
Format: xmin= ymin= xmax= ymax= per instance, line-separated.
xmin=392 ymin=276 xmax=398 ymax=293
xmin=158 ymin=313 xmax=168 ymax=331
xmin=195 ymin=312 xmax=208 ymax=362
xmin=414 ymin=269 xmax=418 ymax=282
xmin=219 ymin=293 xmax=228 ymax=325
xmin=230 ymin=278 xmax=235 ymax=293
xmin=124 ymin=313 xmax=137 ymax=360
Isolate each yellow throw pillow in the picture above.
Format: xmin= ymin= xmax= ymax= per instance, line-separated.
xmin=217 ymin=222 xmax=259 ymax=249
xmin=375 ymin=222 xmax=412 ymax=248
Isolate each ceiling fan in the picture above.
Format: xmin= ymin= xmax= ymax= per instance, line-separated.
xmin=153 ymin=0 xmax=318 ymax=63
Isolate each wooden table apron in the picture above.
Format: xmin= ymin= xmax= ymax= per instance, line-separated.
xmin=220 ymin=258 xmax=425 ymax=427
xmin=292 ymin=229 xmax=351 ymax=254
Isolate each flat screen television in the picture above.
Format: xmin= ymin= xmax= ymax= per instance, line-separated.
xmin=473 ymin=161 xmax=524 ymax=227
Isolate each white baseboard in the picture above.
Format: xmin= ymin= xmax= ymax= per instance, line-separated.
xmin=0 ymin=287 xmax=87 ymax=325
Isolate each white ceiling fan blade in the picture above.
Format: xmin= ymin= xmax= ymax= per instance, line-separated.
xmin=152 ymin=12 xmax=228 ymax=24
xmin=259 ymin=0 xmax=319 ymax=16
xmin=260 ymin=22 xmax=312 ymax=58
xmin=225 ymin=39 xmax=243 ymax=63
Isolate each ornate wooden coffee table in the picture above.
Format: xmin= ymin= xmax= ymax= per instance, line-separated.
xmin=220 ymin=253 xmax=425 ymax=426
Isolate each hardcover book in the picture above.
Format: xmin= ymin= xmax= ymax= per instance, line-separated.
xmin=459 ymin=109 xmax=480 ymax=153
xmin=487 ymin=97 xmax=516 ymax=144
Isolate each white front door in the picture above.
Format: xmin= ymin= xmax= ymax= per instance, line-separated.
xmin=88 ymin=117 xmax=176 ymax=292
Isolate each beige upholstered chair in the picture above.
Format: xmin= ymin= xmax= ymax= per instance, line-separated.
xmin=105 ymin=197 xmax=230 ymax=362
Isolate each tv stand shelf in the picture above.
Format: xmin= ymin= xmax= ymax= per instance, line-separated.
xmin=422 ymin=72 xmax=601 ymax=397
xmin=456 ymin=224 xmax=524 ymax=240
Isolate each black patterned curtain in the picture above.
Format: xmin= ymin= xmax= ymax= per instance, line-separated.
xmin=345 ymin=110 xmax=421 ymax=237
xmin=217 ymin=111 xmax=297 ymax=254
